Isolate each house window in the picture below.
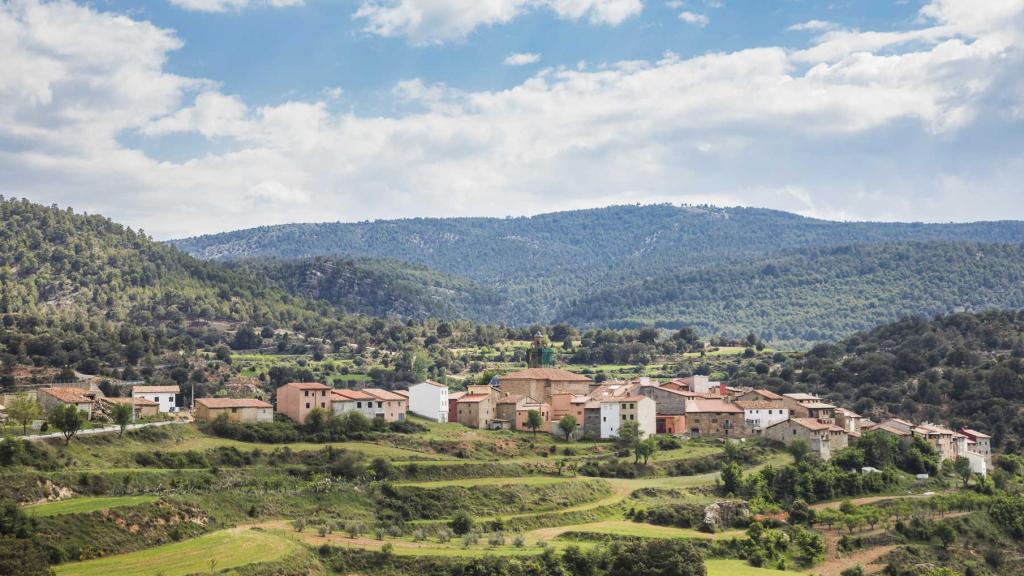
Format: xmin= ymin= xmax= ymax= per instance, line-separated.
xmin=377 ymin=401 xmax=383 ymax=408
xmin=304 ymin=390 xmax=309 ymax=397
xmin=231 ymin=408 xmax=238 ymax=413
xmin=305 ymin=403 xmax=310 ymax=409
xmin=603 ymin=417 xmax=607 ymax=422
xmin=622 ymin=414 xmax=626 ymax=420
xmin=357 ymin=402 xmax=362 ymax=408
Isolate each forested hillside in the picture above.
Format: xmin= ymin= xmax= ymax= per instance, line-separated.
xmin=172 ymin=204 xmax=1024 ymax=344
xmin=228 ymin=257 xmax=501 ymax=321
xmin=0 ymin=198 xmax=333 ymax=326
xmin=737 ymin=310 xmax=1024 ymax=450
xmin=558 ymin=242 xmax=1024 ymax=345
xmin=0 ymin=198 xmax=482 ymax=378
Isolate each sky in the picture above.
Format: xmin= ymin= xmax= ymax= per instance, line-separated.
xmin=1 ymin=0 xmax=1023 ymax=239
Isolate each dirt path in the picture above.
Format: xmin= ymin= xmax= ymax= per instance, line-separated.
xmin=810 ymin=491 xmax=944 ymax=510
xmin=807 ymin=545 xmax=897 ymax=576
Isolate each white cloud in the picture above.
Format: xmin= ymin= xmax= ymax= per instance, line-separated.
xmin=353 ymin=0 xmax=643 ymax=44
xmin=504 ymin=52 xmax=542 ymax=65
xmin=678 ymin=11 xmax=708 ymax=27
xmin=788 ymin=19 xmax=835 ymax=32
xmin=168 ymin=0 xmax=303 ymax=12
xmin=2 ymin=0 xmax=1024 ymax=238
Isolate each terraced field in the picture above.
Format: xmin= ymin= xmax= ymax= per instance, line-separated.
xmin=23 ymin=495 xmax=159 ymax=517
xmin=54 ymin=527 xmax=300 ymax=576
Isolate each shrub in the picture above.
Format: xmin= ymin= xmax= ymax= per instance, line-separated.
xmin=449 ymin=511 xmax=474 ymax=535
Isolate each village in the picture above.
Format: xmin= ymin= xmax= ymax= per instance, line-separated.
xmin=5 ymin=336 xmax=993 ymax=480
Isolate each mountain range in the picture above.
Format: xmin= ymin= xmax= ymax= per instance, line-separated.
xmin=171 ymin=204 xmax=1024 ymax=346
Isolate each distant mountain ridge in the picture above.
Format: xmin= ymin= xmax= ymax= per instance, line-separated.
xmin=170 ymin=204 xmax=1024 ymax=345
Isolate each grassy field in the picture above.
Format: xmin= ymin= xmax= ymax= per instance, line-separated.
xmin=532 ymin=520 xmax=746 ymax=541
xmin=706 ymin=559 xmax=799 ymax=575
xmin=23 ymin=495 xmax=160 ymax=517
xmin=54 ymin=527 xmax=299 ymax=576
xmin=396 ymin=476 xmax=578 ymax=488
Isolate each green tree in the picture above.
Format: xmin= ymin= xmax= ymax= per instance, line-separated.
xmin=789 ymin=499 xmax=814 ymax=526
xmin=558 ymin=414 xmax=578 ymax=441
xmin=636 ymin=437 xmax=658 ymax=465
xmin=110 ymin=402 xmax=132 ymax=438
xmin=5 ymin=393 xmax=41 ymax=435
xmin=0 ymin=536 xmax=51 ymax=576
xmin=954 ymin=457 xmax=973 ymax=488
xmin=449 ymin=511 xmax=474 ymax=535
xmin=791 ymin=525 xmax=824 ymax=566
xmin=935 ymin=522 xmax=956 ymax=549
xmin=526 ymin=409 xmax=544 ymax=438
xmin=617 ymin=420 xmax=643 ymax=460
xmin=231 ymin=325 xmax=261 ymax=350
xmin=370 ymin=457 xmax=395 ymax=480
xmin=786 ymin=439 xmax=812 ymax=464
xmin=720 ymin=462 xmax=744 ymax=495
xmin=304 ymin=408 xmax=328 ymax=433
xmin=50 ymin=404 xmax=83 ymax=446
xmin=607 ymin=538 xmax=705 ymax=576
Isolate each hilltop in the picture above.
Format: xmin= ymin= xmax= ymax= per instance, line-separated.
xmin=171 ymin=204 xmax=1024 ymax=345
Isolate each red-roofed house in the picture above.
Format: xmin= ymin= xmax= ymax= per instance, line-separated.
xmin=330 ymin=388 xmax=376 ymax=419
xmin=99 ymin=396 xmax=158 ymax=419
xmin=497 ymin=368 xmax=592 ymax=404
xmin=765 ymin=418 xmax=835 ymax=460
xmin=735 ymin=400 xmax=789 ymax=434
xmin=455 ymin=394 xmax=493 ymax=429
xmin=277 ymin=382 xmax=331 ymax=424
xmin=195 ymin=398 xmax=273 ymax=423
xmin=363 ymin=388 xmax=408 ymax=422
xmin=913 ymin=422 xmax=956 ymax=461
xmin=132 ymin=385 xmax=180 ymax=413
xmin=685 ymin=398 xmax=745 ymax=438
xmin=38 ymin=387 xmax=95 ymax=418
xmin=736 ymin=389 xmax=784 ymax=402
xmin=958 ymin=428 xmax=992 ymax=468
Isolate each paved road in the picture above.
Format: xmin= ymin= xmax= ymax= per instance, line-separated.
xmin=6 ymin=420 xmax=187 ymax=442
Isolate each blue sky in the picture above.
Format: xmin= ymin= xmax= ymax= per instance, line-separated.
xmin=2 ymin=0 xmax=1023 ymax=238
xmin=111 ymin=1 xmax=924 ymax=112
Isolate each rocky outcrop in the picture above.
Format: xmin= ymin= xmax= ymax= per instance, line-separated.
xmin=702 ymin=500 xmax=750 ymax=532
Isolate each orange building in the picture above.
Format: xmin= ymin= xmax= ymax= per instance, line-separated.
xmin=276 ymin=382 xmax=331 ymax=424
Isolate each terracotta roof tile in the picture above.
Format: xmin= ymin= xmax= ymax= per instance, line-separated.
xmin=332 ymin=389 xmax=374 ymax=401
xmin=789 ymin=417 xmax=831 ymax=431
xmin=132 ymin=385 xmax=180 ymax=394
xmin=735 ymin=400 xmax=783 ymax=410
xmin=282 ymin=382 xmax=331 ymax=390
xmin=457 ymin=394 xmax=491 ymax=403
xmin=101 ymin=396 xmax=158 ymax=406
xmin=40 ymin=388 xmax=92 ymax=403
xmin=363 ymin=388 xmax=405 ymax=401
xmin=196 ymin=398 xmax=272 ymax=409
xmin=499 ymin=368 xmax=591 ymax=382
xmin=686 ymin=399 xmax=742 ymax=413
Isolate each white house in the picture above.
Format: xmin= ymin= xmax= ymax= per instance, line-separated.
xmin=600 ymin=401 xmax=621 ymax=439
xmin=408 ymin=380 xmax=449 ymax=422
xmin=331 ymin=389 xmax=378 ymax=419
xmin=132 ymin=385 xmax=179 ymax=413
xmin=735 ymin=400 xmax=789 ymax=434
xmin=599 ymin=396 xmax=656 ymax=439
